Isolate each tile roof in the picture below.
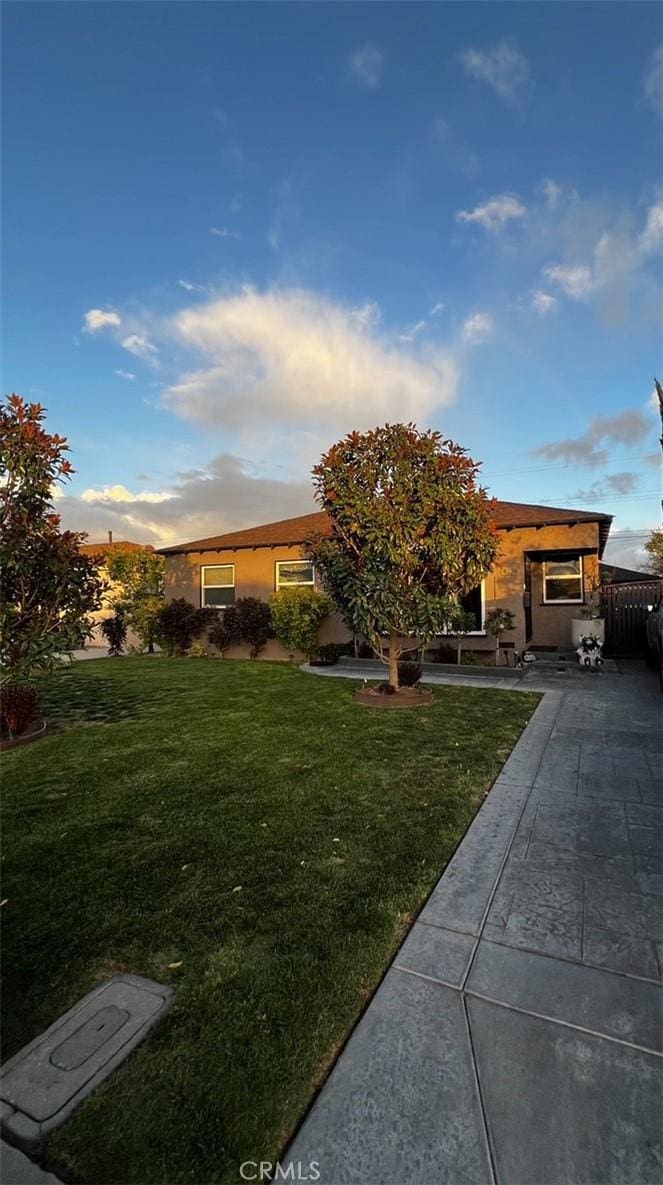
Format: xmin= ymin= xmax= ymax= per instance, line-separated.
xmin=159 ymin=501 xmax=612 ymax=555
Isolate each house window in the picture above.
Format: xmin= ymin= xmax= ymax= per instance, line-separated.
xmin=543 ymin=556 xmax=583 ymax=604
xmin=460 ymin=583 xmax=484 ymax=632
xmin=444 ymin=581 xmax=486 ymax=634
xmin=201 ymin=564 xmax=235 ymax=608
xmin=275 ymin=560 xmax=315 ymax=590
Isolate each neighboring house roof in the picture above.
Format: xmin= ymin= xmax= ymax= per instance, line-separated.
xmin=159 ymin=501 xmax=612 ymax=557
xmin=80 ymin=540 xmax=154 ymax=562
xmin=601 ymin=562 xmax=659 ymax=584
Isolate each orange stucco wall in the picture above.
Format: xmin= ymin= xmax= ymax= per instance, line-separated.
xmin=165 ymin=521 xmax=601 ymax=659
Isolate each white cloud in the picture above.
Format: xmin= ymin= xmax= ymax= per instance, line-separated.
xmin=643 ymin=45 xmax=663 ymax=119
xmin=430 ymin=302 xmax=446 ymax=316
xmin=542 ymin=263 xmax=594 ymax=300
xmin=83 ymin=308 xmax=121 ymax=333
xmin=457 ymin=194 xmax=526 ymax=233
xmin=177 ymin=279 xmax=207 ymax=292
xmin=398 ymin=319 xmax=427 ymax=343
xmin=115 ymin=369 xmax=136 ymax=381
xmin=541 ymin=178 xmax=563 ymax=210
xmin=210 ymin=226 xmax=241 ymax=239
xmin=81 ymin=484 xmax=175 ymax=505
xmin=348 ymin=44 xmax=384 ymax=89
xmin=640 ymin=203 xmax=663 ymax=254
xmin=531 ymin=290 xmax=558 ymax=315
xmin=461 ymin=41 xmax=530 ymax=103
xmin=163 ymin=287 xmax=459 ymax=437
xmin=462 ymin=312 xmax=494 ymax=343
xmin=121 ymin=334 xmax=158 ymax=360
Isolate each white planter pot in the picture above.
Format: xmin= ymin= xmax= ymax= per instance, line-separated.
xmin=571 ymin=618 xmax=605 ymax=648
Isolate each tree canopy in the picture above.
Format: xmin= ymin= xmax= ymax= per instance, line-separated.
xmin=0 ymin=394 xmax=102 ymax=684
xmin=305 ymin=423 xmax=499 ymax=687
xmin=644 ymin=528 xmax=663 ymax=577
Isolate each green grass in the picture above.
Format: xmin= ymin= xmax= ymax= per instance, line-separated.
xmin=1 ymin=658 xmax=539 ymax=1185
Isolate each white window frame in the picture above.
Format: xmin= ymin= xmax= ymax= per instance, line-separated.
xmin=542 ymin=555 xmax=584 ymax=605
xmin=200 ymin=563 xmax=235 ymax=609
xmin=275 ymin=559 xmax=316 ymax=591
xmin=443 ymin=580 xmax=486 ymax=636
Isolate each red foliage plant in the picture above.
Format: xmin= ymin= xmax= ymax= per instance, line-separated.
xmin=1 ymin=684 xmax=40 ymax=737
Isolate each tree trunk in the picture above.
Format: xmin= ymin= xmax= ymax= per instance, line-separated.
xmin=388 ymin=631 xmax=400 ymax=689
xmin=456 ymin=637 xmax=462 ymax=665
xmin=495 ymin=638 xmax=500 ymax=666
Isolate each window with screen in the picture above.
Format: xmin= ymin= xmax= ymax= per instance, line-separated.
xmin=275 ymin=560 xmax=315 ymax=589
xmin=201 ymin=565 xmax=235 ymax=608
xmin=543 ymin=556 xmax=583 ymax=603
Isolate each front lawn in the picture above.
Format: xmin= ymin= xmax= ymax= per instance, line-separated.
xmin=1 ymin=658 xmax=538 ymax=1184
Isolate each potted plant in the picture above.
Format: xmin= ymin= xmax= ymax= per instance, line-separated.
xmin=485 ymin=607 xmax=516 ymax=666
xmin=570 ymin=575 xmax=605 ymax=648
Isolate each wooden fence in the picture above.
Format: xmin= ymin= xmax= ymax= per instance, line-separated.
xmin=601 ymin=580 xmax=662 ymax=657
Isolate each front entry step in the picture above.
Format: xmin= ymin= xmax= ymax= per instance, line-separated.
xmin=526 ymin=648 xmax=619 ymax=673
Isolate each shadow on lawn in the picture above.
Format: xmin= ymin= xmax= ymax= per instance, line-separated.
xmin=38 ymin=668 xmax=173 ymax=732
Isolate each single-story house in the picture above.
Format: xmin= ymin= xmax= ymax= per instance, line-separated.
xmin=159 ymin=500 xmax=612 ymax=659
xmin=80 ymin=534 xmax=154 ymax=648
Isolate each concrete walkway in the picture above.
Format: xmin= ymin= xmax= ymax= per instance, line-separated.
xmin=286 ymin=663 xmax=662 ymax=1184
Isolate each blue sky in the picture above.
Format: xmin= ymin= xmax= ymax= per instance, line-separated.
xmin=3 ymin=2 xmax=662 ymax=565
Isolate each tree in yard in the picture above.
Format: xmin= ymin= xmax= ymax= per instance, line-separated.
xmin=448 ymin=605 xmax=478 ymax=665
xmin=305 ymin=424 xmax=499 ymax=690
xmin=270 ymin=588 xmax=331 ymax=660
xmin=107 ymin=550 xmax=165 ymax=652
xmin=485 ymin=607 xmax=516 ymax=665
xmin=644 ymin=528 xmax=663 ymax=577
xmin=0 ymin=395 xmax=102 ymax=690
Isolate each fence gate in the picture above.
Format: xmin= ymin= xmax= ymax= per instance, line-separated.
xmin=601 ymin=580 xmax=662 ymax=657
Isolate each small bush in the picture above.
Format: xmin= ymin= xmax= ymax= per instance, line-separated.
xmin=461 ymin=650 xmax=481 ymax=665
xmin=100 ymin=614 xmax=127 ymax=656
xmin=397 ymin=660 xmax=422 ymax=687
xmin=235 ymin=597 xmax=273 ymax=659
xmin=313 ymin=642 xmax=353 ymax=666
xmin=187 ymin=639 xmax=208 ymax=658
xmin=376 ymin=682 xmax=396 ymax=695
xmin=1 ymin=684 xmax=40 ymax=736
xmin=357 ymin=641 xmax=374 ymax=659
xmin=431 ymin=642 xmax=457 ymax=664
xmin=269 ymin=588 xmax=330 ymax=660
xmin=208 ymin=603 xmax=242 ymax=656
xmin=155 ymin=599 xmax=215 ymax=657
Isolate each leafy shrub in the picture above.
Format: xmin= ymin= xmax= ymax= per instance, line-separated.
xmin=155 ymin=598 xmax=215 ymax=657
xmin=208 ymin=603 xmax=242 ymax=656
xmin=1 ymin=683 xmax=40 ymax=736
xmin=431 ymin=642 xmax=457 ymax=664
xmin=100 ymin=614 xmax=127 ymax=656
xmin=376 ymin=682 xmax=396 ymax=695
xmin=313 ymin=642 xmax=354 ymax=666
xmin=461 ymin=650 xmax=482 ymax=665
xmin=269 ymin=588 xmax=330 ymax=660
xmin=187 ymin=639 xmax=208 ymax=658
xmin=397 ymin=660 xmax=422 ymax=687
xmin=357 ymin=641 xmax=374 ymax=659
xmin=235 ymin=597 xmax=273 ymax=659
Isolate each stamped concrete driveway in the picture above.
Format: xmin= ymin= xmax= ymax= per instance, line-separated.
xmin=286 ymin=664 xmax=663 ymax=1185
